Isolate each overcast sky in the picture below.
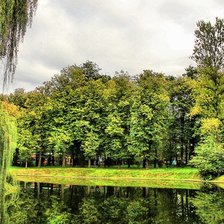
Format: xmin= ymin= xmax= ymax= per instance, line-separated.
xmin=1 ymin=0 xmax=224 ymax=92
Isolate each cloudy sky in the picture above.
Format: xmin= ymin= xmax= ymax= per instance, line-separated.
xmin=1 ymin=0 xmax=224 ymax=92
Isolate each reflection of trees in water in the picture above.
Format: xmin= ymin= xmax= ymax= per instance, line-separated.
xmin=1 ymin=184 xmax=204 ymax=224
xmin=8 ymin=183 xmax=224 ymax=224
xmin=0 ymin=178 xmax=5 ymax=224
xmin=0 ymin=177 xmax=19 ymax=224
xmin=0 ymin=108 xmax=17 ymax=224
xmin=192 ymin=186 xmax=224 ymax=224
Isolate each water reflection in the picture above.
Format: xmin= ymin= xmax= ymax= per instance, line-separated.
xmin=2 ymin=182 xmax=224 ymax=224
xmin=0 ymin=179 xmax=4 ymax=224
xmin=191 ymin=185 xmax=224 ymax=224
xmin=7 ymin=183 xmax=201 ymax=224
xmin=0 ymin=176 xmax=18 ymax=224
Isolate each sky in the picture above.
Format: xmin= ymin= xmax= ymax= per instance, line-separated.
xmin=1 ymin=0 xmax=224 ymax=92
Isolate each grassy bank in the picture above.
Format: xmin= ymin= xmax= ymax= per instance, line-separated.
xmin=9 ymin=167 xmax=203 ymax=189
xmin=9 ymin=167 xmax=200 ymax=180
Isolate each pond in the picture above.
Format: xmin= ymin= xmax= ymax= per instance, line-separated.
xmin=1 ymin=182 xmax=224 ymax=224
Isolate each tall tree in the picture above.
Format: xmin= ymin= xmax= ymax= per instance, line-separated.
xmin=104 ymin=74 xmax=134 ymax=166
xmin=192 ymin=17 xmax=224 ymax=71
xmin=168 ymin=76 xmax=195 ymax=165
xmin=0 ymin=1 xmax=38 ymax=195
xmin=129 ymin=71 xmax=170 ymax=168
xmin=190 ymin=18 xmax=224 ymax=178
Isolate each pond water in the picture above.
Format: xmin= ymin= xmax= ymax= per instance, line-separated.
xmin=1 ymin=182 xmax=224 ymax=224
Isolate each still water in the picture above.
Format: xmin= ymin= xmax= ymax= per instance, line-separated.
xmin=2 ymin=182 xmax=224 ymax=224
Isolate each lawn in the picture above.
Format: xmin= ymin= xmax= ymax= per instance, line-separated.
xmin=9 ymin=166 xmax=200 ymax=180
xmin=9 ymin=167 xmax=203 ymax=189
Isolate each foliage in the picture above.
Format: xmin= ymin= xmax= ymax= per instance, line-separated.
xmin=1 ymin=16 xmax=222 ymax=179
xmin=192 ymin=189 xmax=224 ymax=224
xmin=191 ymin=135 xmax=224 ymax=179
xmin=190 ymin=17 xmax=224 ymax=179
xmin=192 ymin=17 xmax=224 ymax=70
xmin=0 ymin=103 xmax=17 ymax=179
xmin=129 ymin=71 xmax=170 ymax=167
xmin=0 ymin=0 xmax=38 ymax=84
xmin=45 ymin=197 xmax=74 ymax=224
xmin=78 ymin=198 xmax=99 ymax=224
xmin=81 ymin=131 xmax=100 ymax=161
xmin=6 ymin=63 xmax=197 ymax=169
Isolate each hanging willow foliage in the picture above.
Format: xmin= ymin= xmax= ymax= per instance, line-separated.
xmin=0 ymin=0 xmax=38 ymax=84
xmin=0 ymin=104 xmax=17 ymax=177
xmin=0 ymin=105 xmax=17 ymax=224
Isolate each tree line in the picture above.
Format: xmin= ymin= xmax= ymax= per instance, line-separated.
xmin=2 ymin=61 xmax=196 ymax=169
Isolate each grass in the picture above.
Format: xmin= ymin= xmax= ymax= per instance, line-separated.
xmin=9 ymin=166 xmax=200 ymax=180
xmin=8 ymin=166 xmax=203 ymax=189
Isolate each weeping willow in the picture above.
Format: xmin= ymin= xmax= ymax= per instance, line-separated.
xmin=0 ymin=0 xmax=37 ymax=170
xmin=0 ymin=105 xmax=17 ymax=224
xmin=0 ymin=2 xmax=37 ymax=222
xmin=0 ymin=105 xmax=17 ymax=176
xmin=0 ymin=0 xmax=38 ymax=84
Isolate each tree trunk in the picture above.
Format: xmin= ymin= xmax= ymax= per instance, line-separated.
xmin=25 ymin=160 xmax=28 ymax=168
xmin=52 ymin=151 xmax=55 ymax=166
xmin=88 ymin=159 xmax=91 ymax=168
xmin=154 ymin=148 xmax=158 ymax=168
xmin=185 ymin=145 xmax=188 ymax=165
xmin=61 ymin=185 xmax=64 ymax=201
xmin=145 ymin=159 xmax=149 ymax=169
xmin=71 ymin=149 xmax=75 ymax=167
xmin=127 ymin=159 xmax=131 ymax=168
xmin=37 ymin=182 xmax=40 ymax=199
xmin=62 ymin=153 xmax=66 ymax=167
xmin=143 ymin=159 xmax=145 ymax=168
xmin=38 ymin=152 xmax=41 ymax=167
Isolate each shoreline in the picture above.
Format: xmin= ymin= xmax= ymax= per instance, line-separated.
xmin=9 ymin=167 xmax=224 ymax=189
xmin=7 ymin=167 xmax=207 ymax=189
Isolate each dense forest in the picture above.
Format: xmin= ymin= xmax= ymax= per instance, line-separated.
xmin=1 ymin=17 xmax=224 ymax=179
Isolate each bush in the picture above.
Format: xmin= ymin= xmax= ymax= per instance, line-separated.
xmin=190 ymin=135 xmax=224 ymax=179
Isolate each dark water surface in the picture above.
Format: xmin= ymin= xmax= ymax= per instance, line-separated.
xmin=2 ymin=182 xmax=224 ymax=224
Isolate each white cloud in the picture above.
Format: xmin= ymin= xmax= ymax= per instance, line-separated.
xmin=1 ymin=0 xmax=223 ymax=92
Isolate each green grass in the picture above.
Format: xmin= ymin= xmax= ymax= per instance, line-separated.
xmin=8 ymin=167 xmax=203 ymax=189
xmin=9 ymin=166 xmax=200 ymax=180
xmin=13 ymin=175 xmax=203 ymax=189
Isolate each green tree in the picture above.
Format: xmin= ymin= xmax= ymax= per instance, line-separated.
xmin=17 ymin=128 xmax=34 ymax=168
xmin=190 ymin=18 xmax=224 ymax=178
xmin=104 ymin=74 xmax=134 ymax=166
xmin=167 ymin=76 xmax=195 ymax=165
xmin=21 ymin=91 xmax=52 ymax=167
xmin=81 ymin=131 xmax=100 ymax=167
xmin=191 ymin=118 xmax=224 ymax=179
xmin=48 ymin=128 xmax=72 ymax=167
xmin=192 ymin=17 xmax=224 ymax=70
xmin=129 ymin=71 xmax=170 ymax=168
